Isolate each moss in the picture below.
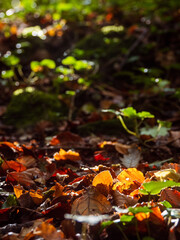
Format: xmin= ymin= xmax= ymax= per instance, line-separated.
xmin=4 ymin=90 xmax=67 ymax=127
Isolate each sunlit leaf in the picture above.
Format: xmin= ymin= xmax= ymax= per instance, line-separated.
xmin=92 ymin=170 xmax=113 ymax=187
xmin=71 ymin=187 xmax=112 ymax=215
xmin=40 ymin=59 xmax=56 ymax=69
xmin=54 ymin=148 xmax=81 ymax=161
xmin=154 ymin=169 xmax=180 ymax=182
xmin=117 ymin=168 xmax=145 ymax=184
xmin=129 ymin=206 xmax=153 ymax=214
xmin=140 ymin=180 xmax=180 ymax=195
xmin=29 ymin=190 xmax=44 ymax=205
xmin=120 ymin=215 xmax=134 ymax=222
xmin=62 ymin=56 xmax=76 ymax=65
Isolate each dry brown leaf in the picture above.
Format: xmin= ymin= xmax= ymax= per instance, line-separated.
xmin=160 ymin=189 xmax=180 ymax=207
xmin=115 ymin=142 xmax=132 ymax=155
xmin=16 ymin=155 xmax=37 ymax=168
xmin=119 ymin=146 xmax=141 ymax=168
xmin=113 ymin=190 xmax=138 ymax=207
xmin=169 ymin=131 xmax=180 ymax=148
xmin=71 ymin=187 xmax=112 ymax=215
xmin=161 ymin=163 xmax=180 ymax=173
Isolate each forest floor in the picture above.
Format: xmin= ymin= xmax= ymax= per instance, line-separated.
xmin=0 ymin=3 xmax=180 ymax=240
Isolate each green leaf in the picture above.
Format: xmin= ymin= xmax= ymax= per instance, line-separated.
xmin=160 ymin=200 xmax=172 ymax=208
xmin=129 ymin=206 xmax=153 ymax=214
xmin=137 ymin=111 xmax=154 ymax=119
xmin=74 ymin=60 xmax=93 ymax=71
xmin=62 ymin=56 xmax=76 ymax=65
xmin=40 ymin=59 xmax=56 ymax=69
xmin=120 ymin=107 xmax=137 ymax=118
xmin=2 ymin=195 xmax=18 ymax=209
xmin=2 ymin=55 xmax=20 ymax=66
xmin=56 ymin=66 xmax=74 ymax=75
xmin=30 ymin=61 xmax=41 ymax=71
xmin=120 ymin=215 xmax=134 ymax=222
xmin=140 ymin=181 xmax=180 ymax=195
xmin=1 ymin=70 xmax=14 ymax=79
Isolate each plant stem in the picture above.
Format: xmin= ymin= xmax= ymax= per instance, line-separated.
xmin=118 ymin=115 xmax=137 ymax=136
xmin=116 ymin=224 xmax=129 ymax=240
xmin=135 ymin=219 xmax=141 ymax=240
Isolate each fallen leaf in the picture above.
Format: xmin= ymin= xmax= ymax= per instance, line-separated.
xmin=120 ymin=146 xmax=141 ymax=168
xmin=50 ymin=131 xmax=84 ymax=147
xmin=161 ymin=163 xmax=180 ymax=173
xmin=92 ymin=170 xmax=113 ymax=195
xmin=7 ymin=171 xmax=35 ymax=187
xmin=24 ymin=220 xmax=64 ymax=240
xmin=115 ymin=142 xmax=131 ymax=155
xmin=117 ymin=168 xmax=145 ymax=184
xmin=1 ymin=160 xmax=26 ymax=172
xmin=149 ymin=207 xmax=165 ymax=225
xmin=92 ymin=170 xmax=113 ymax=188
xmin=154 ymin=169 xmax=180 ymax=182
xmin=50 ymin=182 xmax=64 ymax=198
xmin=113 ymin=190 xmax=138 ymax=207
xmin=16 ymin=155 xmax=36 ymax=168
xmin=160 ymin=189 xmax=180 ymax=207
xmin=54 ymin=148 xmax=81 ymax=161
xmin=71 ymin=187 xmax=112 ymax=215
xmin=29 ymin=189 xmax=44 ymax=205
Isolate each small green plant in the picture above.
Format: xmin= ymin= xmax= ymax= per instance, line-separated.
xmin=103 ymin=107 xmax=171 ymax=141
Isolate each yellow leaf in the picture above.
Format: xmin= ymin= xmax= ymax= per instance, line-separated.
xmin=117 ymin=168 xmax=145 ymax=184
xmin=54 ymin=148 xmax=81 ymax=161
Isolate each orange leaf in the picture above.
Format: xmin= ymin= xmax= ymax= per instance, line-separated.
xmin=50 ymin=182 xmax=64 ymax=198
xmin=135 ymin=212 xmax=150 ymax=221
xmin=29 ymin=190 xmax=44 ymax=205
xmin=92 ymin=170 xmax=113 ymax=195
xmin=71 ymin=187 xmax=112 ymax=215
xmin=54 ymin=148 xmax=81 ymax=161
xmin=1 ymin=160 xmax=26 ymax=172
xmin=92 ymin=170 xmax=113 ymax=187
xmin=149 ymin=207 xmax=164 ymax=225
xmin=117 ymin=168 xmax=145 ymax=184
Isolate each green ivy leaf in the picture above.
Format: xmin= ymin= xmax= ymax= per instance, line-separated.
xmin=1 ymin=70 xmax=14 ymax=79
xmin=120 ymin=215 xmax=134 ymax=222
xmin=2 ymin=55 xmax=20 ymax=66
xmin=139 ymin=181 xmax=180 ymax=195
xmin=129 ymin=206 xmax=153 ymax=214
xmin=40 ymin=59 xmax=56 ymax=69
xmin=137 ymin=111 xmax=154 ymax=119
xmin=62 ymin=56 xmax=76 ymax=65
xmin=120 ymin=107 xmax=137 ymax=118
